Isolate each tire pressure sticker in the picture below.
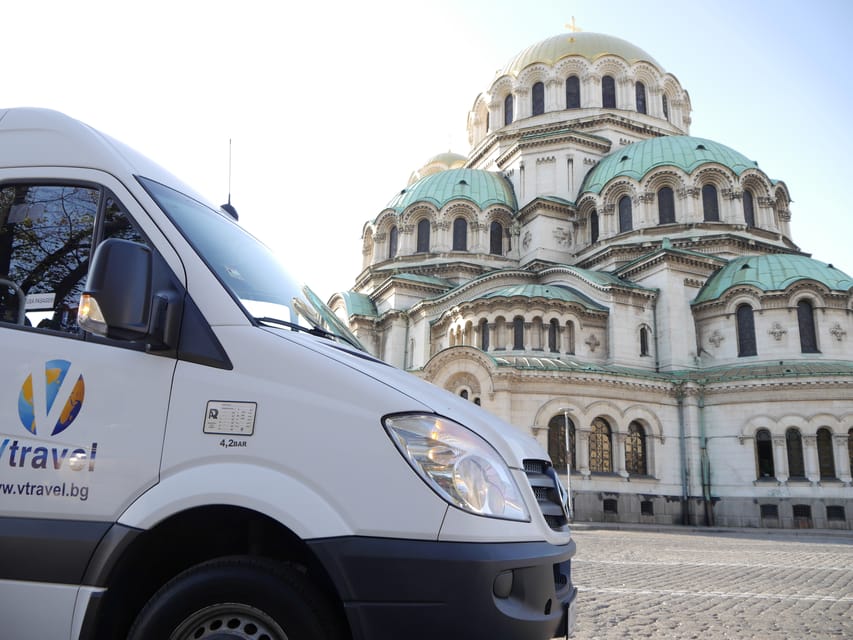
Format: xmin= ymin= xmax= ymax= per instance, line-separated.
xmin=203 ymin=401 xmax=256 ymax=437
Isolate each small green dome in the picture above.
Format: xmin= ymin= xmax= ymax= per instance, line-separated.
xmin=694 ymin=254 xmax=853 ymax=304
xmin=499 ymin=32 xmax=660 ymax=78
xmin=580 ymin=136 xmax=759 ymax=195
xmin=387 ymin=168 xmax=517 ymax=212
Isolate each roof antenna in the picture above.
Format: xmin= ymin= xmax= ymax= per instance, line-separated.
xmin=221 ymin=138 xmax=238 ymax=220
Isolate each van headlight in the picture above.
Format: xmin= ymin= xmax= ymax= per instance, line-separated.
xmin=384 ymin=413 xmax=530 ymax=522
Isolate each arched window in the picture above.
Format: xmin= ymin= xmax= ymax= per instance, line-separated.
xmin=589 ymin=418 xmax=613 ymax=473
xmin=460 ymin=389 xmax=468 ymax=400
xmin=702 ymin=184 xmax=720 ymax=221
xmin=786 ymin=428 xmax=805 ymax=478
xmin=548 ymin=413 xmax=576 ymax=473
xmin=743 ymin=189 xmax=756 ymax=227
xmin=736 ymin=304 xmax=757 ymax=357
xmin=452 ymin=217 xmax=467 ymax=251
xmin=755 ymin=429 xmax=774 ymax=478
xmin=590 ymin=210 xmax=599 ymax=243
xmin=817 ymin=428 xmax=836 ymax=479
xmin=662 ymin=94 xmax=669 ymax=120
xmin=658 ymin=187 xmax=675 ymax=224
xmin=504 ymin=94 xmax=513 ymax=126
xmin=532 ymin=81 xmax=545 ymax=116
xmin=387 ymin=225 xmax=398 ymax=259
xmin=489 ymin=221 xmax=503 ymax=255
xmin=625 ymin=422 xmax=647 ymax=475
xmin=635 ymin=81 xmax=647 ymax=114
xmin=513 ymin=316 xmax=524 ymax=350
xmin=566 ymin=75 xmax=580 ymax=109
xmin=479 ymin=319 xmax=489 ymax=351
xmin=639 ymin=326 xmax=650 ymax=356
xmin=548 ymin=319 xmax=559 ymax=353
xmin=602 ymin=75 xmax=616 ymax=108
xmin=618 ymin=195 xmax=633 ymax=233
xmin=416 ymin=219 xmax=430 ymax=253
xmin=797 ymin=299 xmax=819 ymax=353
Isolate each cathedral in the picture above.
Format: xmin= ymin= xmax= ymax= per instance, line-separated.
xmin=329 ymin=31 xmax=853 ymax=529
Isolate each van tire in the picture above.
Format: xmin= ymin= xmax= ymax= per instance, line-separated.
xmin=127 ymin=556 xmax=344 ymax=640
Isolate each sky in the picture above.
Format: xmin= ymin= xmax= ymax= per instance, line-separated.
xmin=4 ymin=0 xmax=852 ymax=300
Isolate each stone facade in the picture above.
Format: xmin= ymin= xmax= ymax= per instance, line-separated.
xmin=330 ymin=32 xmax=853 ymax=529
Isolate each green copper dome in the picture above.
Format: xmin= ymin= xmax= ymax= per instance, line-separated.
xmin=387 ymin=168 xmax=517 ymax=212
xmin=580 ymin=136 xmax=759 ymax=195
xmin=694 ymin=254 xmax=853 ymax=304
xmin=499 ymin=32 xmax=660 ymax=78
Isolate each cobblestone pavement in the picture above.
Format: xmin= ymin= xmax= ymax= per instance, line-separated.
xmin=565 ymin=526 xmax=853 ymax=639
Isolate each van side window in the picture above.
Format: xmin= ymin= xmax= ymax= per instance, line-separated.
xmin=0 ymin=184 xmax=143 ymax=334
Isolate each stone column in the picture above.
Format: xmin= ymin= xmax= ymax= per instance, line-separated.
xmin=614 ymin=432 xmax=628 ymax=478
xmin=773 ymin=435 xmax=789 ymax=483
xmin=834 ymin=434 xmax=852 ymax=483
xmin=577 ymin=430 xmax=590 ymax=476
xmin=803 ymin=435 xmax=819 ymax=483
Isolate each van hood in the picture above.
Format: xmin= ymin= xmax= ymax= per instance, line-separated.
xmin=263 ymin=327 xmax=549 ymax=468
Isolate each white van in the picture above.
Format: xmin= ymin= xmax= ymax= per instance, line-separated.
xmin=0 ymin=108 xmax=577 ymax=640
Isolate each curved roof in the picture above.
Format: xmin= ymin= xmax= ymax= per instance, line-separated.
xmin=580 ymin=136 xmax=760 ymax=195
xmin=407 ymin=151 xmax=468 ymax=185
xmin=477 ymin=283 xmax=607 ymax=311
xmin=498 ymin=32 xmax=660 ymax=78
xmin=694 ymin=254 xmax=853 ymax=304
xmin=338 ymin=291 xmax=377 ymax=317
xmin=0 ymin=108 xmax=208 ymax=204
xmin=387 ymin=168 xmax=517 ymax=212
xmin=423 ymin=151 xmax=467 ymax=167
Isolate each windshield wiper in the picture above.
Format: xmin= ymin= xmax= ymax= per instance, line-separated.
xmin=255 ymin=316 xmax=362 ymax=350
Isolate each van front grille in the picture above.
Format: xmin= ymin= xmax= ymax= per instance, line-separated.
xmin=522 ymin=459 xmax=570 ymax=531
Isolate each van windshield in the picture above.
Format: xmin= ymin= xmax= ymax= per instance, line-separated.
xmin=138 ymin=176 xmax=364 ymax=351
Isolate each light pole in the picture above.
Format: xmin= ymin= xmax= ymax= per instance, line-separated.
xmin=563 ymin=410 xmax=574 ymax=519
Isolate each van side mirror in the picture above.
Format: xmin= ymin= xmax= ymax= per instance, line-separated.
xmin=79 ymin=238 xmax=180 ymax=348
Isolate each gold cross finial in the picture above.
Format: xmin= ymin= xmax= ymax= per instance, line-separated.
xmin=566 ymin=16 xmax=582 ymax=33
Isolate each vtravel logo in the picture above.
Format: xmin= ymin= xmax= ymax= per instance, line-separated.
xmin=1 ymin=359 xmax=97 ymax=473
xmin=18 ymin=359 xmax=85 ymax=436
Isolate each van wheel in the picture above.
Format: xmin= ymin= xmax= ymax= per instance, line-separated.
xmin=128 ymin=556 xmax=344 ymax=640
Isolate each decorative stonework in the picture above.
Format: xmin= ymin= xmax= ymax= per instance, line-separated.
xmin=830 ymin=323 xmax=847 ymax=341
xmin=585 ymin=333 xmax=601 ymax=352
xmin=708 ymin=330 xmax=724 ymax=348
xmin=683 ymin=278 xmax=703 ymax=288
xmin=553 ymin=227 xmax=571 ymax=246
xmin=523 ymin=230 xmax=532 ymax=249
xmin=768 ymin=322 xmax=787 ymax=341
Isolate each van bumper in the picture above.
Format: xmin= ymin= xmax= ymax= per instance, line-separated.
xmin=309 ymin=536 xmax=577 ymax=640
